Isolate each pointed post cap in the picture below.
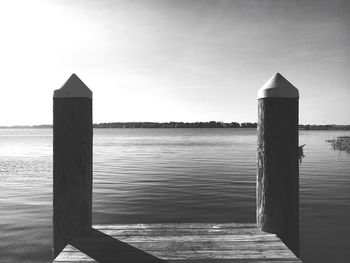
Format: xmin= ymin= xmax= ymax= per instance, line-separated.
xmin=258 ymin=73 xmax=299 ymax=99
xmin=54 ymin=74 xmax=92 ymax=99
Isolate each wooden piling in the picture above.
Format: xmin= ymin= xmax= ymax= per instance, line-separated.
xmin=257 ymin=73 xmax=299 ymax=256
xmin=53 ymin=74 xmax=93 ymax=258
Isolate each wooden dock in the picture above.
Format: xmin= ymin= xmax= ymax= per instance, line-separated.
xmin=52 ymin=74 xmax=302 ymax=262
xmin=53 ymin=223 xmax=302 ymax=262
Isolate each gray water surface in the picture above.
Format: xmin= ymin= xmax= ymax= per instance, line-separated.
xmin=0 ymin=128 xmax=349 ymax=262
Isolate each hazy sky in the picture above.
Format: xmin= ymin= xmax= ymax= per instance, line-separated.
xmin=0 ymin=0 xmax=349 ymax=125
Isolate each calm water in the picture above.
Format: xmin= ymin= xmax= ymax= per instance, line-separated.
xmin=0 ymin=128 xmax=349 ymax=262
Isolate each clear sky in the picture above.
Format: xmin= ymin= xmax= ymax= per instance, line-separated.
xmin=0 ymin=0 xmax=349 ymax=125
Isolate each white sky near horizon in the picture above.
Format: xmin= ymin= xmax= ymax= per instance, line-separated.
xmin=0 ymin=0 xmax=349 ymax=126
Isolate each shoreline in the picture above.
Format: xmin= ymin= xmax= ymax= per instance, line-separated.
xmin=1 ymin=123 xmax=350 ymax=130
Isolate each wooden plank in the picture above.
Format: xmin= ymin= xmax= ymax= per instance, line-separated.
xmin=147 ymin=250 xmax=297 ymax=260
xmin=55 ymin=250 xmax=298 ymax=260
xmin=54 ymin=245 xmax=96 ymax=262
xmin=53 ymin=223 xmax=302 ymax=262
xmin=99 ymin=234 xmax=280 ymax=242
xmin=93 ymin=228 xmax=275 ymax=236
xmin=167 ymin=258 xmax=301 ymax=263
xmin=93 ymin=223 xmax=256 ymax=229
xmin=63 ymin=240 xmax=287 ymax=251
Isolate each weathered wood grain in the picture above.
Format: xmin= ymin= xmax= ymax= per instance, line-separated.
xmin=101 ymin=234 xmax=279 ymax=242
xmin=55 ymin=250 xmax=297 ymax=260
xmin=91 ymin=227 xmax=274 ymax=236
xmin=53 ymin=97 xmax=93 ymax=257
xmin=63 ymin=240 xmax=287 ymax=251
xmin=166 ymin=262 xmax=301 ymax=263
xmin=53 ymin=223 xmax=302 ymax=262
xmin=257 ymin=98 xmax=299 ymax=256
xmin=93 ymin=223 xmax=256 ymax=229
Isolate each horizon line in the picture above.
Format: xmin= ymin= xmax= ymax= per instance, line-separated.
xmin=1 ymin=121 xmax=350 ymax=128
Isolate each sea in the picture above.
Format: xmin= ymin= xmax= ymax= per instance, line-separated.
xmin=0 ymin=128 xmax=349 ymax=263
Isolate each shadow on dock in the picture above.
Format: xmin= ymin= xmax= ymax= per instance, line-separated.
xmin=68 ymin=228 xmax=166 ymax=263
xmin=54 ymin=223 xmax=302 ymax=262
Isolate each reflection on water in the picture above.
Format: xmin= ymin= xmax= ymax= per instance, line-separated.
xmin=93 ymin=128 xmax=256 ymax=226
xmin=0 ymin=128 xmax=350 ymax=262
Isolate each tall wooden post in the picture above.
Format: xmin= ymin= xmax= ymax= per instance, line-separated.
xmin=257 ymin=73 xmax=299 ymax=256
xmin=53 ymin=74 xmax=93 ymax=258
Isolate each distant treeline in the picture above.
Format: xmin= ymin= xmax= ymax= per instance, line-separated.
xmin=0 ymin=124 xmax=52 ymax=129
xmin=299 ymin=124 xmax=350 ymax=130
xmin=1 ymin=123 xmax=350 ymax=130
xmin=93 ymin=121 xmax=257 ymax=128
xmin=94 ymin=122 xmax=350 ymax=129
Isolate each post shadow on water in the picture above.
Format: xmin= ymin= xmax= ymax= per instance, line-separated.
xmin=69 ymin=228 xmax=166 ymax=263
